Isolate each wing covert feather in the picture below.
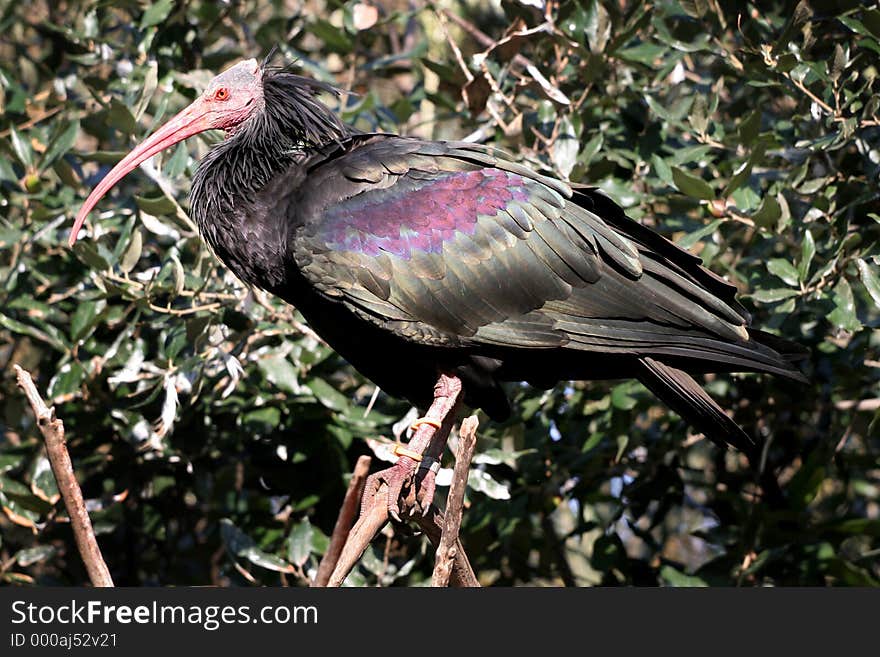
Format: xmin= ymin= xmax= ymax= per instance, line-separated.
xmin=290 ymin=135 xmax=751 ymax=356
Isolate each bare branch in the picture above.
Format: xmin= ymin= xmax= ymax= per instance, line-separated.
xmin=13 ymin=365 xmax=114 ymax=587
xmin=324 ymin=374 xmax=480 ymax=586
xmin=432 ymin=415 xmax=479 ymax=587
xmin=416 ymin=507 xmax=479 ymax=587
xmin=313 ymin=455 xmax=371 ymax=587
xmin=326 ymin=491 xmax=389 ymax=587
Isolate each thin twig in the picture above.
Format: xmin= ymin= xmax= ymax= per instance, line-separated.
xmin=431 ymin=415 xmax=478 ymax=587
xmin=835 ymin=398 xmax=880 ymax=411
xmin=13 ymin=365 xmax=114 ymax=587
xmin=0 ymin=105 xmax=63 ymax=140
xmin=437 ymin=9 xmax=474 ymax=83
xmin=313 ymin=455 xmax=372 ymax=587
xmin=441 ymin=9 xmax=535 ymax=70
xmin=148 ymin=301 xmax=222 ymax=316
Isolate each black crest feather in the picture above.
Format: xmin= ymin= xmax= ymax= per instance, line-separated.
xmin=261 ymin=68 xmax=350 ymax=148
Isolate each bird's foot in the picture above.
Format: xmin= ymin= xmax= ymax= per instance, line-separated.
xmin=364 ymin=451 xmax=442 ymax=521
xmin=361 ymin=374 xmax=462 ymax=522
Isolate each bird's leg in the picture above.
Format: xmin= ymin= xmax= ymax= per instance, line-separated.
xmin=364 ymin=374 xmax=462 ymax=520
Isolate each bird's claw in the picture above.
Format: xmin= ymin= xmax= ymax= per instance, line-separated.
xmin=364 ymin=455 xmax=438 ymax=521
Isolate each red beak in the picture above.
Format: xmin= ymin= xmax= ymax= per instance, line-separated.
xmin=69 ymin=97 xmax=214 ymax=247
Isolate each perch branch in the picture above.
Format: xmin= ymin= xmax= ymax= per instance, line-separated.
xmin=326 ymin=374 xmax=475 ymax=586
xmin=326 ymin=492 xmax=389 ymax=587
xmin=416 ymin=506 xmax=479 ymax=587
xmin=431 ymin=414 xmax=478 ymax=587
xmin=13 ymin=365 xmax=114 ymax=587
xmin=313 ymin=455 xmax=371 ymax=587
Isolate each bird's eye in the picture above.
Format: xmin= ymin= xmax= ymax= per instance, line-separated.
xmin=213 ymin=88 xmax=230 ymax=101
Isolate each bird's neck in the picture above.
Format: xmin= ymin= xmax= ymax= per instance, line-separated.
xmin=190 ymin=78 xmax=348 ymax=288
xmin=189 ymin=135 xmax=295 ymax=288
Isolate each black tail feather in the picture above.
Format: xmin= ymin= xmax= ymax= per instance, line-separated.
xmin=637 ymin=356 xmax=756 ymax=454
xmin=636 ymin=356 xmax=788 ymax=508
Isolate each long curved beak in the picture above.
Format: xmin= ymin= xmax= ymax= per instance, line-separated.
xmin=69 ymin=97 xmax=212 ymax=247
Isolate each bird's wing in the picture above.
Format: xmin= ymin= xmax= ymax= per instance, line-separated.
xmin=285 ymin=136 xmax=783 ymax=373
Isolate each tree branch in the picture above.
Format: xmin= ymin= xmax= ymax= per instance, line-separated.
xmin=416 ymin=506 xmax=479 ymax=587
xmin=13 ymin=365 xmax=114 ymax=587
xmin=324 ymin=374 xmax=480 ymax=586
xmin=313 ymin=455 xmax=371 ymax=587
xmin=431 ymin=415 xmax=478 ymax=587
xmin=326 ymin=493 xmax=389 ymax=587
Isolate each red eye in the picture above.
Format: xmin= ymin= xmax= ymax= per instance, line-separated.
xmin=214 ymin=88 xmax=229 ymax=101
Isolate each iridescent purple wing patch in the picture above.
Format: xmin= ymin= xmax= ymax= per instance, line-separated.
xmin=320 ymin=169 xmax=530 ymax=258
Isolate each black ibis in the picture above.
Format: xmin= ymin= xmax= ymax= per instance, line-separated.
xmin=70 ymin=59 xmax=805 ymax=513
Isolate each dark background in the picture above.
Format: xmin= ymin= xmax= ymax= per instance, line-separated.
xmin=0 ymin=0 xmax=878 ymax=586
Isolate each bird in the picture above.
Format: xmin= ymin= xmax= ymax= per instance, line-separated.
xmin=70 ymin=58 xmax=806 ymax=511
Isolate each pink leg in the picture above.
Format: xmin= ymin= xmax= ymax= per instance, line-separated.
xmin=364 ymin=374 xmax=463 ymax=520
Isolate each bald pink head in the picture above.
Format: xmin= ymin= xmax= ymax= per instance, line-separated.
xmin=69 ymin=58 xmax=264 ymax=247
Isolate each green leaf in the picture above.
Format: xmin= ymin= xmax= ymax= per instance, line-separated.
xmin=286 ymin=518 xmax=313 ymax=567
xmin=610 ymin=384 xmax=637 ymax=410
xmin=863 ymin=8 xmax=880 ymax=39
xmin=0 ymin=313 xmax=67 ymax=352
xmin=828 ymin=278 xmax=861 ymax=331
xmin=108 ymin=98 xmax=138 ymax=135
xmin=119 ymin=228 xmax=143 ymax=274
xmin=551 ymin=116 xmax=579 ymax=179
xmin=617 ymin=42 xmax=666 ymax=66
xmin=135 ymin=195 xmax=177 ymax=216
xmin=688 ymin=94 xmax=709 ymax=135
xmin=679 ymin=0 xmax=709 ymax=19
xmin=839 ymin=16 xmax=873 ymax=38
xmin=650 ymin=153 xmax=672 ymax=185
xmin=306 ymin=378 xmax=350 ymax=411
xmin=615 ymin=434 xmax=629 ymax=462
xmin=773 ymin=1 xmax=812 ymax=53
xmin=258 ymin=354 xmax=300 ymax=394
xmin=672 ymin=167 xmax=714 ymax=200
xmin=738 ymin=109 xmax=762 ymax=146
xmin=645 ymin=94 xmax=673 ymax=121
xmin=40 ymin=120 xmax=79 ymax=171
xmin=73 ymin=241 xmax=111 ymax=271
xmin=291 ymin=494 xmax=319 ymax=512
xmin=855 ymin=259 xmax=880 ymax=309
xmin=310 ymin=18 xmax=353 ymax=52
xmin=581 ymin=432 xmax=604 ymax=453
xmin=751 ymin=288 xmax=800 ymax=303
xmin=468 ymin=470 xmax=510 ymax=500
xmin=723 ymin=141 xmax=766 ymax=197
xmin=799 ymin=229 xmax=816 ymax=282
xmin=134 ymin=61 xmax=159 ymax=120
xmin=163 ymin=142 xmax=189 ymax=178
xmin=752 ymin=194 xmax=782 ymax=230
xmin=220 ymin=519 xmax=294 ymax=574
xmin=16 ymin=545 xmax=57 ymax=567
xmin=660 ymin=565 xmax=708 ymax=587
xmin=30 ymin=456 xmax=59 ymax=503
xmin=579 ymin=132 xmax=603 ymax=165
xmin=9 ymin=127 xmax=33 ymax=170
xmin=0 ymin=156 xmax=18 ymax=183
xmin=242 ymin=407 xmax=281 ymax=433
xmin=70 ymin=300 xmax=102 ymax=342
xmin=767 ymin=259 xmax=800 ymax=286
xmin=47 ymin=361 xmax=86 ymax=398
xmin=787 ymin=451 xmax=828 ymax=509
xmin=140 ymin=0 xmax=175 ymax=29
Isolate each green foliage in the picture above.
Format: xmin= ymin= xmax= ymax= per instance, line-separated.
xmin=0 ymin=0 xmax=878 ymax=586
